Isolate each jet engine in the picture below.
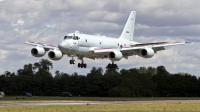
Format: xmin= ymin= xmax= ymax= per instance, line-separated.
xmin=31 ymin=47 xmax=46 ymax=57
xmin=140 ymin=48 xmax=154 ymax=58
xmin=48 ymin=49 xmax=63 ymax=61
xmin=108 ymin=51 xmax=123 ymax=61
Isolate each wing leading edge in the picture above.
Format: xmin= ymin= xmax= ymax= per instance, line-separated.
xmin=24 ymin=41 xmax=58 ymax=50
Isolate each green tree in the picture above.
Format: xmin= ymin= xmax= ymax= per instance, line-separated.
xmin=86 ymin=67 xmax=103 ymax=96
xmin=152 ymin=66 xmax=171 ymax=97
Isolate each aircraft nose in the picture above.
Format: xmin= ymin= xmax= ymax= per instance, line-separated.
xmin=58 ymin=41 xmax=70 ymax=51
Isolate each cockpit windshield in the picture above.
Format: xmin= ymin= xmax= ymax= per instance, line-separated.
xmin=64 ymin=35 xmax=79 ymax=40
xmin=64 ymin=36 xmax=72 ymax=39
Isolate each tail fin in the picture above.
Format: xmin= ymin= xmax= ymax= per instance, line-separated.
xmin=119 ymin=11 xmax=136 ymax=41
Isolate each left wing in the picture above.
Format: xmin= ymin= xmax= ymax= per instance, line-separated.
xmin=93 ymin=41 xmax=189 ymax=53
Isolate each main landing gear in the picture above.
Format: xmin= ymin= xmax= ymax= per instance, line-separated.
xmin=78 ymin=63 xmax=87 ymax=68
xmin=77 ymin=57 xmax=87 ymax=68
xmin=107 ymin=62 xmax=118 ymax=69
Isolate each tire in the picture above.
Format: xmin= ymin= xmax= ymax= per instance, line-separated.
xmin=70 ymin=60 xmax=72 ymax=64
xmin=84 ymin=64 xmax=87 ymax=68
xmin=108 ymin=63 xmax=111 ymax=68
xmin=81 ymin=63 xmax=83 ymax=68
xmin=78 ymin=63 xmax=81 ymax=68
xmin=73 ymin=60 xmax=76 ymax=64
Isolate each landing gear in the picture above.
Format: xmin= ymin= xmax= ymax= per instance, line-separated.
xmin=77 ymin=57 xmax=87 ymax=68
xmin=78 ymin=63 xmax=87 ymax=68
xmin=69 ymin=60 xmax=76 ymax=64
xmin=69 ymin=55 xmax=76 ymax=64
xmin=107 ymin=61 xmax=118 ymax=69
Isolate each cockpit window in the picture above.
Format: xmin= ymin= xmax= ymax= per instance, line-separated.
xmin=73 ymin=36 xmax=79 ymax=40
xmin=63 ymin=35 xmax=79 ymax=40
xmin=64 ymin=36 xmax=73 ymax=39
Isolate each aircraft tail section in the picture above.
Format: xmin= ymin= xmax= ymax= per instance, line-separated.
xmin=119 ymin=11 xmax=136 ymax=41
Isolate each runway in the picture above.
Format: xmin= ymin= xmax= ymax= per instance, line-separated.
xmin=1 ymin=100 xmax=200 ymax=107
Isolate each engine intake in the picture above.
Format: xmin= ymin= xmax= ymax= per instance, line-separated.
xmin=108 ymin=51 xmax=123 ymax=61
xmin=31 ymin=47 xmax=45 ymax=57
xmin=140 ymin=48 xmax=154 ymax=58
xmin=48 ymin=49 xmax=63 ymax=61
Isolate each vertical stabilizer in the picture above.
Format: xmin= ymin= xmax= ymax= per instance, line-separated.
xmin=119 ymin=11 xmax=136 ymax=41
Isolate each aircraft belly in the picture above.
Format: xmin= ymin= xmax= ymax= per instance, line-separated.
xmin=78 ymin=47 xmax=90 ymax=53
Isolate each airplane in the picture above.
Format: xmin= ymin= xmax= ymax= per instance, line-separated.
xmin=24 ymin=11 xmax=189 ymax=69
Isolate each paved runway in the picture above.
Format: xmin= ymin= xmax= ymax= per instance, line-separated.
xmin=0 ymin=100 xmax=200 ymax=107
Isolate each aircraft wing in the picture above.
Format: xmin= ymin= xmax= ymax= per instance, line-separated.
xmin=24 ymin=41 xmax=58 ymax=50
xmin=94 ymin=41 xmax=189 ymax=53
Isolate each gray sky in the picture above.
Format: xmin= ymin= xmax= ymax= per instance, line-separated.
xmin=0 ymin=0 xmax=200 ymax=76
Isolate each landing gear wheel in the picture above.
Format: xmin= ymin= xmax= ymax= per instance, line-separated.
xmin=108 ymin=63 xmax=111 ymax=68
xmin=70 ymin=60 xmax=72 ymax=64
xmin=107 ymin=63 xmax=118 ymax=69
xmin=78 ymin=63 xmax=81 ymax=68
xmin=78 ymin=63 xmax=87 ymax=68
xmin=81 ymin=63 xmax=84 ymax=68
xmin=70 ymin=60 xmax=76 ymax=64
xmin=72 ymin=60 xmax=76 ymax=64
xmin=83 ymin=64 xmax=87 ymax=68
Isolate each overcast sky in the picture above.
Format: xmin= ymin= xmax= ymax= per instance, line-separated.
xmin=0 ymin=0 xmax=200 ymax=76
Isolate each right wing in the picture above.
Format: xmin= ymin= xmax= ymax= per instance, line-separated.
xmin=24 ymin=41 xmax=58 ymax=50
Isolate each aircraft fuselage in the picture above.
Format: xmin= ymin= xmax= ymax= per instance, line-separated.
xmin=58 ymin=33 xmax=140 ymax=55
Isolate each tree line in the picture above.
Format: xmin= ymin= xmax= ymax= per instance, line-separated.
xmin=0 ymin=59 xmax=200 ymax=97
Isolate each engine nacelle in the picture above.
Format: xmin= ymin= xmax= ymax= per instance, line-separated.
xmin=48 ymin=49 xmax=63 ymax=61
xmin=140 ymin=48 xmax=154 ymax=58
xmin=108 ymin=51 xmax=123 ymax=61
xmin=31 ymin=47 xmax=46 ymax=57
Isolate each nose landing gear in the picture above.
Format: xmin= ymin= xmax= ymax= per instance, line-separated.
xmin=69 ymin=60 xmax=76 ymax=64
xmin=69 ymin=55 xmax=76 ymax=64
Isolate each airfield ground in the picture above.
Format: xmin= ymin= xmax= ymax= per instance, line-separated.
xmin=0 ymin=97 xmax=200 ymax=112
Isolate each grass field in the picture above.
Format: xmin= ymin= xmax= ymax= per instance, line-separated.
xmin=1 ymin=97 xmax=200 ymax=112
xmin=1 ymin=103 xmax=200 ymax=112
